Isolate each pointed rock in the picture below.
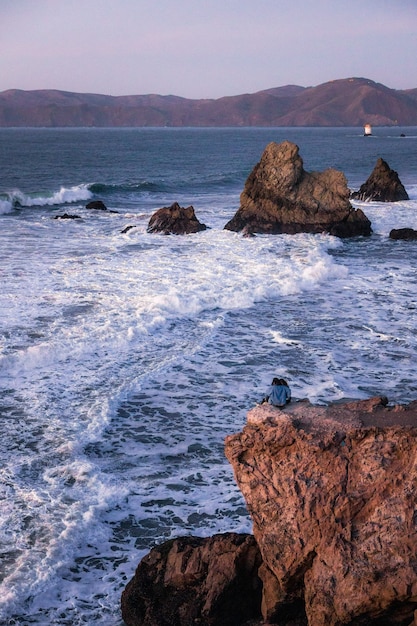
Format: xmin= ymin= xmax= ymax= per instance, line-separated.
xmin=351 ymin=157 xmax=409 ymax=202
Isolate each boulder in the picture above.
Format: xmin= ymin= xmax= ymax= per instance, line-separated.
xmin=390 ymin=227 xmax=417 ymax=240
xmin=351 ymin=158 xmax=409 ymax=202
xmin=224 ymin=141 xmax=371 ymax=237
xmin=147 ymin=202 xmax=207 ymax=235
xmin=86 ymin=200 xmax=109 ymax=210
xmin=121 ymin=533 xmax=263 ymax=626
xmin=86 ymin=200 xmax=119 ymax=213
xmin=225 ymin=397 xmax=417 ymax=626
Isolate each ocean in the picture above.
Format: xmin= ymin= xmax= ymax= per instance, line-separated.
xmin=1 ymin=126 xmax=416 ymax=625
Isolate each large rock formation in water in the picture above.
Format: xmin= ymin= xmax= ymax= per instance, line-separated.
xmin=225 ymin=397 xmax=417 ymax=626
xmin=351 ymin=157 xmax=409 ymax=202
xmin=224 ymin=141 xmax=372 ymax=237
xmin=147 ymin=202 xmax=207 ymax=235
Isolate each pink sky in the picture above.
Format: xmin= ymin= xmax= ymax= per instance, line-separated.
xmin=1 ymin=0 xmax=416 ymax=98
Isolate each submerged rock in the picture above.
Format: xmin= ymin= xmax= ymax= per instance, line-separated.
xmin=225 ymin=397 xmax=417 ymax=626
xmin=147 ymin=202 xmax=207 ymax=235
xmin=121 ymin=533 xmax=262 ymax=626
xmin=121 ymin=225 xmax=137 ymax=234
xmin=351 ymin=157 xmax=409 ymax=202
xmin=224 ymin=141 xmax=371 ymax=237
xmin=53 ymin=213 xmax=81 ymax=219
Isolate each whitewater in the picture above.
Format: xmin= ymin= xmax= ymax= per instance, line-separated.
xmin=0 ymin=127 xmax=416 ymax=625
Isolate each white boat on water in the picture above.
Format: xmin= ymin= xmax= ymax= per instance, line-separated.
xmin=364 ymin=123 xmax=372 ymax=136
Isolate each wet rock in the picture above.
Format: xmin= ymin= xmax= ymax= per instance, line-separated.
xmin=224 ymin=141 xmax=371 ymax=237
xmin=389 ymin=227 xmax=417 ymax=240
xmin=225 ymin=397 xmax=417 ymax=626
xmin=86 ymin=200 xmax=109 ymax=210
xmin=351 ymin=157 xmax=409 ymax=202
xmin=53 ymin=213 xmax=81 ymax=219
xmin=147 ymin=202 xmax=207 ymax=235
xmin=121 ymin=533 xmax=263 ymax=626
xmin=85 ymin=200 xmax=119 ymax=213
xmin=121 ymin=225 xmax=137 ymax=234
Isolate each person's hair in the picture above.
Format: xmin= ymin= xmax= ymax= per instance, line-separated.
xmin=272 ymin=377 xmax=289 ymax=386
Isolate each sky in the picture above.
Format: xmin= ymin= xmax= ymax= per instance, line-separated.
xmin=1 ymin=0 xmax=417 ymax=98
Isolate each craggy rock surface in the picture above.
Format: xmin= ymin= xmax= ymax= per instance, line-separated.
xmin=121 ymin=533 xmax=263 ymax=626
xmin=390 ymin=227 xmax=417 ymax=240
xmin=147 ymin=202 xmax=207 ymax=235
xmin=225 ymin=397 xmax=417 ymax=626
xmin=351 ymin=157 xmax=409 ymax=202
xmin=224 ymin=141 xmax=371 ymax=237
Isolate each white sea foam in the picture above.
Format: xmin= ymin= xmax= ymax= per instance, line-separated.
xmin=1 ymin=127 xmax=417 ymax=625
xmin=0 ymin=197 xmax=13 ymax=214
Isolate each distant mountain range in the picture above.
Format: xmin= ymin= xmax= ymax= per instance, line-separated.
xmin=1 ymin=77 xmax=417 ymax=127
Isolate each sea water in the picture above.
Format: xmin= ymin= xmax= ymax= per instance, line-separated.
xmin=0 ymin=127 xmax=416 ymax=625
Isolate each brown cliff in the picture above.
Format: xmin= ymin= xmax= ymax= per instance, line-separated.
xmin=225 ymin=397 xmax=417 ymax=626
xmin=224 ymin=141 xmax=372 ymax=237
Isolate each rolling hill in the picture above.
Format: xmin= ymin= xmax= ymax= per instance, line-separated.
xmin=1 ymin=77 xmax=416 ymax=127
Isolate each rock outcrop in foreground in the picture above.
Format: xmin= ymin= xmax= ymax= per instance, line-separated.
xmin=224 ymin=141 xmax=372 ymax=237
xmin=147 ymin=202 xmax=207 ymax=235
xmin=225 ymin=397 xmax=417 ymax=626
xmin=122 ymin=397 xmax=417 ymax=626
xmin=351 ymin=157 xmax=409 ymax=202
xmin=121 ymin=533 xmax=262 ymax=626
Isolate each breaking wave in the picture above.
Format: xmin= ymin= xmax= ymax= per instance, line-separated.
xmin=4 ymin=184 xmax=93 ymax=208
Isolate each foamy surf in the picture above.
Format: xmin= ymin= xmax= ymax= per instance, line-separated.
xmin=1 ymin=126 xmax=417 ymax=625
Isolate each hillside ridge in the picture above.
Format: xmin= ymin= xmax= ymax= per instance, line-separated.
xmin=1 ymin=77 xmax=416 ymax=127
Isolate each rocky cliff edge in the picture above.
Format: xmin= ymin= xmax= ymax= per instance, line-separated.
xmin=225 ymin=397 xmax=417 ymax=625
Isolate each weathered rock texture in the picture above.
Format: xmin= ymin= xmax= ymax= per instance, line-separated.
xmin=224 ymin=141 xmax=372 ymax=237
xmin=225 ymin=397 xmax=417 ymax=626
xmin=390 ymin=227 xmax=417 ymax=240
xmin=351 ymin=158 xmax=409 ymax=202
xmin=121 ymin=533 xmax=263 ymax=626
xmin=147 ymin=202 xmax=207 ymax=235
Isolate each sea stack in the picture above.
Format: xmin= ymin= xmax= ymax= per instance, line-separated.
xmin=224 ymin=141 xmax=372 ymax=237
xmin=351 ymin=157 xmax=409 ymax=202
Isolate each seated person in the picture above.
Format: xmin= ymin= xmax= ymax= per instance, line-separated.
xmin=262 ymin=377 xmax=291 ymax=408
